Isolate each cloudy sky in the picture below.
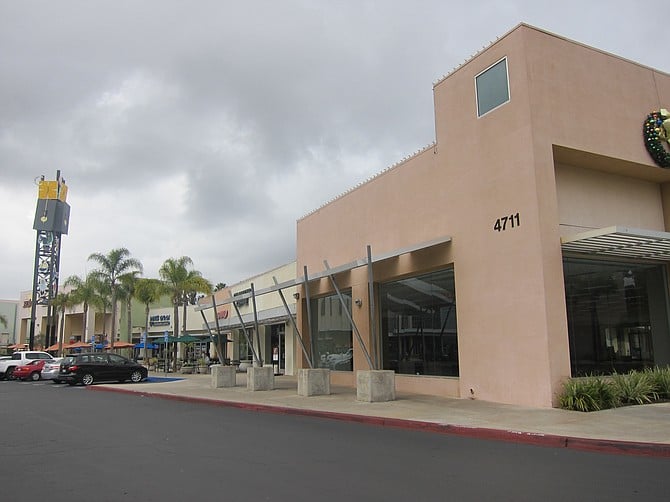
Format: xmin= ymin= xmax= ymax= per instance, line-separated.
xmin=0 ymin=1 xmax=666 ymax=299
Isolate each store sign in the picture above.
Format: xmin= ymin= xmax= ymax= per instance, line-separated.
xmin=233 ymin=288 xmax=251 ymax=307
xmin=216 ymin=309 xmax=229 ymax=320
xmin=149 ymin=314 xmax=171 ymax=326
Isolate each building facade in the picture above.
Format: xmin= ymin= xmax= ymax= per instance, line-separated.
xmin=294 ymin=24 xmax=670 ymax=408
xmin=198 ymin=262 xmax=299 ymax=374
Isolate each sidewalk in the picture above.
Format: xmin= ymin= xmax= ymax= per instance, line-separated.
xmin=92 ymin=371 xmax=670 ymax=457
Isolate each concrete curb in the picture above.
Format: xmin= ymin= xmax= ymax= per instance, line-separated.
xmin=89 ymin=386 xmax=670 ymax=458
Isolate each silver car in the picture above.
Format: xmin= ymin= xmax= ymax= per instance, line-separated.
xmin=40 ymin=358 xmax=63 ymax=383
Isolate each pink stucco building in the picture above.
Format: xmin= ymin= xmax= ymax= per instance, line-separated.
xmin=294 ymin=24 xmax=670 ymax=407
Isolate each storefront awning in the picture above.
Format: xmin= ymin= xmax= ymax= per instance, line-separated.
xmin=561 ymin=226 xmax=670 ymax=261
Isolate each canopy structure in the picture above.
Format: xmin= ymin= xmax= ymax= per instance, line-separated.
xmin=135 ymin=342 xmax=158 ymax=350
xmin=561 ymin=226 xmax=670 ymax=261
xmin=106 ymin=341 xmax=135 ymax=349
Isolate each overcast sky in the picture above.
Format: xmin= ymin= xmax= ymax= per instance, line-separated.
xmin=0 ymin=1 xmax=666 ymax=300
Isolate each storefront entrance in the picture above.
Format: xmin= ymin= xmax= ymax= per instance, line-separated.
xmin=563 ymin=258 xmax=670 ymax=375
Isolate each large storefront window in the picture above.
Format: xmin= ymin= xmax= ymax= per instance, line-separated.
xmin=564 ymin=258 xmax=670 ymax=376
xmin=311 ymin=293 xmax=353 ymax=371
xmin=380 ymin=268 xmax=458 ymax=376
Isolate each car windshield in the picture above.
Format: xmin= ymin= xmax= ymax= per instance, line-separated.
xmin=62 ymin=356 xmax=76 ymax=365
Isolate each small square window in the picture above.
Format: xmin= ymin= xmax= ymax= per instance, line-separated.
xmin=475 ymin=57 xmax=509 ymax=117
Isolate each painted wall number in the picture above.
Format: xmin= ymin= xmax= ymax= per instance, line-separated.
xmin=493 ymin=212 xmax=520 ymax=232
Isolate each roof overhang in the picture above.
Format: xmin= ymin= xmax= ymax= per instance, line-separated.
xmin=561 ymin=226 xmax=670 ymax=261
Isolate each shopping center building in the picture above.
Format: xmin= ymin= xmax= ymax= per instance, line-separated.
xmin=292 ymin=23 xmax=670 ymax=408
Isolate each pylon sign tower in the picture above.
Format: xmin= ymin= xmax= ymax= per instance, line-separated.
xmin=29 ymin=171 xmax=70 ymax=350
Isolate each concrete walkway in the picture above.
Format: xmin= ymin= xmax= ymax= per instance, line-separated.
xmin=91 ymin=371 xmax=670 ymax=457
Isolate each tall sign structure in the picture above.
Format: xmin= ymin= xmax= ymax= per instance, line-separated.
xmin=29 ymin=171 xmax=70 ymax=350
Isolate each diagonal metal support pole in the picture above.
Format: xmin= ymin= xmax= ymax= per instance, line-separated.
xmin=366 ymin=245 xmax=379 ymax=369
xmin=324 ymin=260 xmax=374 ymax=370
xmin=273 ymin=276 xmax=313 ymax=368
xmin=250 ymin=283 xmax=263 ymax=366
xmin=230 ymin=296 xmax=262 ymax=366
xmin=303 ymin=266 xmax=315 ymax=363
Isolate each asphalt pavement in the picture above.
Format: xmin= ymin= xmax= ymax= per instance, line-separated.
xmin=91 ymin=370 xmax=670 ymax=457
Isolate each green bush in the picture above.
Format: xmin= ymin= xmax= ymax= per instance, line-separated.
xmin=611 ymin=370 xmax=657 ymax=405
xmin=645 ymin=366 xmax=670 ymax=399
xmin=558 ymin=375 xmax=617 ymax=412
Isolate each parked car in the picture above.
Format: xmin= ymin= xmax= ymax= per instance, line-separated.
xmin=0 ymin=351 xmax=53 ymax=380
xmin=12 ymin=359 xmax=51 ymax=381
xmin=59 ymin=352 xmax=148 ymax=386
xmin=40 ymin=358 xmax=64 ymax=383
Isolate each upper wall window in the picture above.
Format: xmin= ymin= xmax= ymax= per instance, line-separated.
xmin=475 ymin=57 xmax=509 ymax=117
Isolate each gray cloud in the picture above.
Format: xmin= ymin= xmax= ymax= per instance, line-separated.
xmin=0 ymin=0 xmax=665 ymax=298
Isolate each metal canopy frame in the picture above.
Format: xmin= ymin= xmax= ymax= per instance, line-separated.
xmin=195 ymin=235 xmax=452 ymax=371
xmin=561 ymin=226 xmax=670 ymax=261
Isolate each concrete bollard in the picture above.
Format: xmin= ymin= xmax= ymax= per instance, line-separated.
xmin=247 ymin=365 xmax=275 ymax=391
xmin=297 ymin=368 xmax=331 ymax=396
xmin=211 ymin=364 xmax=236 ymax=388
xmin=356 ymin=370 xmax=396 ymax=402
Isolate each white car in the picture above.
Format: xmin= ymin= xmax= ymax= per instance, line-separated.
xmin=40 ymin=358 xmax=64 ymax=383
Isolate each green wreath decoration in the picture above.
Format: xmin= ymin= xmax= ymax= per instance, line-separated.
xmin=643 ymin=109 xmax=670 ymax=168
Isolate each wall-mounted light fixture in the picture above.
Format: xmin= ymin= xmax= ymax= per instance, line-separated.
xmin=354 ymin=298 xmax=363 ymax=307
xmin=292 ymin=292 xmax=300 ymax=300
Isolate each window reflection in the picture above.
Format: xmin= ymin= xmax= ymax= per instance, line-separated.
xmin=563 ymin=258 xmax=668 ymax=376
xmin=311 ymin=294 xmax=353 ymax=371
xmin=380 ymin=268 xmax=458 ymax=376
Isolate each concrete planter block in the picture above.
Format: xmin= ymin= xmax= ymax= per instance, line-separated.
xmin=247 ymin=365 xmax=275 ymax=391
xmin=356 ymin=370 xmax=396 ymax=402
xmin=211 ymin=365 xmax=236 ymax=388
xmin=297 ymin=368 xmax=331 ymax=396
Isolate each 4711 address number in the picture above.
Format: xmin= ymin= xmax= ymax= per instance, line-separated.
xmin=493 ymin=212 xmax=520 ymax=232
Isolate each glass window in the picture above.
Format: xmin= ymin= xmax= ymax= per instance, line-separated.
xmin=564 ymin=258 xmax=670 ymax=376
xmin=380 ymin=268 xmax=458 ymax=376
xmin=475 ymin=57 xmax=509 ymax=117
xmin=238 ymin=329 xmax=254 ymax=361
xmin=311 ymin=293 xmax=353 ymax=371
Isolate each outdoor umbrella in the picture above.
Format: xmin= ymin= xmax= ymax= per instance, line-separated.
xmin=105 ymin=341 xmax=135 ymax=349
xmin=174 ymin=335 xmax=206 ymax=343
xmin=68 ymin=341 xmax=93 ymax=349
xmin=135 ymin=342 xmax=158 ymax=349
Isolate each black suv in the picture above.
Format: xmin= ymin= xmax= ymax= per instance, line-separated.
xmin=60 ymin=352 xmax=148 ymax=386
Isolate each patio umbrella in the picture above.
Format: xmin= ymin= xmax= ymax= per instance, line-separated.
xmin=8 ymin=343 xmax=28 ymax=350
xmin=176 ymin=335 xmax=208 ymax=343
xmin=105 ymin=341 xmax=135 ymax=349
xmin=67 ymin=341 xmax=93 ymax=349
xmin=135 ymin=342 xmax=158 ymax=349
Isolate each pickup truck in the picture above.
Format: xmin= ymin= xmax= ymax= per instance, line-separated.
xmin=0 ymin=351 xmax=53 ymax=380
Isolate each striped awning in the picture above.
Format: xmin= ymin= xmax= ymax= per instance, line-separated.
xmin=561 ymin=226 xmax=670 ymax=261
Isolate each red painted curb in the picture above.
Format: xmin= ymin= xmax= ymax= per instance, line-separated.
xmin=89 ymin=386 xmax=670 ymax=458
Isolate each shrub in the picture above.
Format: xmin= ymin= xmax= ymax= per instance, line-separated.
xmin=645 ymin=366 xmax=670 ymax=399
xmin=610 ymin=370 xmax=657 ymax=405
xmin=559 ymin=375 xmax=617 ymax=412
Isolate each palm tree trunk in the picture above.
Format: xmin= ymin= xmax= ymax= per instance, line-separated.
xmin=110 ymin=287 xmax=117 ymax=349
xmin=143 ymin=304 xmax=150 ymax=364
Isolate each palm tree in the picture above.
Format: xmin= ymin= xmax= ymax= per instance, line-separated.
xmin=64 ymin=273 xmax=101 ymax=344
xmin=214 ymin=282 xmax=227 ymax=292
xmin=88 ymin=248 xmax=143 ymax=349
xmin=159 ymin=256 xmax=212 ymax=368
xmin=134 ymin=278 xmax=165 ymax=363
xmin=118 ymin=271 xmax=141 ymax=344
xmin=51 ymin=292 xmax=75 ymax=356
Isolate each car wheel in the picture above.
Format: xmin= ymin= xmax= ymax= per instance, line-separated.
xmin=6 ymin=367 xmax=15 ymax=380
xmin=82 ymin=373 xmax=94 ymax=386
xmin=30 ymin=372 xmax=41 ymax=381
xmin=53 ymin=379 xmax=61 ymax=384
xmin=130 ymin=370 xmax=143 ymax=383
